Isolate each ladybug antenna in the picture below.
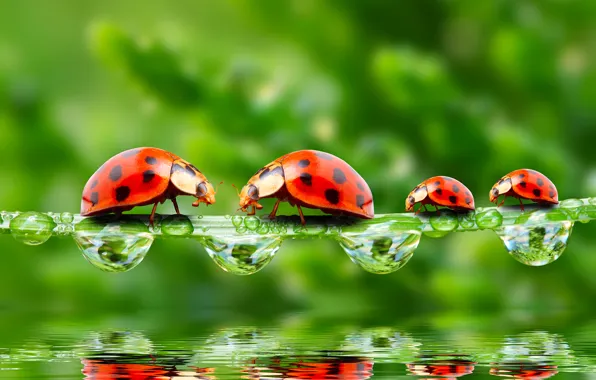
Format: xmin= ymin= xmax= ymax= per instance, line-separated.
xmin=214 ymin=181 xmax=224 ymax=194
xmin=231 ymin=184 xmax=241 ymax=197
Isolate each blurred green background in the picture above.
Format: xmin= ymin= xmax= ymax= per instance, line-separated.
xmin=1 ymin=0 xmax=596 ymax=319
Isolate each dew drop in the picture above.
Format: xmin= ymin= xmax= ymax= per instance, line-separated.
xmin=10 ymin=212 xmax=56 ymax=245
xmin=73 ymin=217 xmax=153 ymax=272
xmin=458 ymin=213 xmax=476 ymax=230
xmin=231 ymin=215 xmax=244 ymax=227
xmin=588 ymin=197 xmax=596 ymax=206
xmin=338 ymin=221 xmax=420 ymax=274
xmin=243 ymin=216 xmax=261 ymax=231
xmin=560 ymin=198 xmax=584 ymax=208
xmin=161 ymin=214 xmax=194 ymax=236
xmin=429 ymin=211 xmax=459 ymax=232
xmin=495 ymin=217 xmax=573 ymax=266
xmin=475 ymin=209 xmax=503 ymax=229
xmin=201 ymin=235 xmax=282 ymax=275
xmin=60 ymin=212 xmax=74 ymax=224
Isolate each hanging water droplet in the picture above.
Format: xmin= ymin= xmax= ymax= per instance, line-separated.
xmin=161 ymin=214 xmax=194 ymax=236
xmin=495 ymin=210 xmax=573 ymax=266
xmin=475 ymin=208 xmax=503 ymax=230
xmin=231 ymin=215 xmax=244 ymax=227
xmin=458 ymin=213 xmax=476 ymax=230
xmin=73 ymin=217 xmax=154 ymax=272
xmin=429 ymin=211 xmax=459 ymax=232
xmin=201 ymin=235 xmax=282 ymax=275
xmin=243 ymin=216 xmax=261 ymax=231
xmin=10 ymin=212 xmax=56 ymax=245
xmin=338 ymin=220 xmax=420 ymax=274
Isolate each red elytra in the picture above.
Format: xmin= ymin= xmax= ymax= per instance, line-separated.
xmin=81 ymin=147 xmax=216 ymax=225
xmin=238 ymin=150 xmax=374 ymax=225
xmin=489 ymin=169 xmax=558 ymax=211
xmin=406 ymin=176 xmax=475 ymax=213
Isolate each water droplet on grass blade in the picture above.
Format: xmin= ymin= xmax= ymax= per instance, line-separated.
xmin=201 ymin=235 xmax=282 ymax=275
xmin=161 ymin=214 xmax=193 ymax=236
xmin=73 ymin=217 xmax=153 ymax=272
xmin=338 ymin=217 xmax=421 ymax=274
xmin=10 ymin=212 xmax=56 ymax=245
xmin=475 ymin=208 xmax=503 ymax=229
xmin=495 ymin=210 xmax=573 ymax=266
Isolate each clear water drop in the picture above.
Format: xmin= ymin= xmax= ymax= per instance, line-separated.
xmin=429 ymin=211 xmax=459 ymax=232
xmin=10 ymin=212 xmax=56 ymax=245
xmin=475 ymin=209 xmax=503 ymax=229
xmin=231 ymin=215 xmax=243 ymax=227
xmin=560 ymin=198 xmax=584 ymax=208
xmin=73 ymin=217 xmax=154 ymax=272
xmin=60 ymin=212 xmax=74 ymax=224
xmin=161 ymin=215 xmax=193 ymax=236
xmin=201 ymin=235 xmax=282 ymax=275
xmin=495 ymin=211 xmax=573 ymax=266
xmin=338 ymin=220 xmax=420 ymax=274
xmin=243 ymin=216 xmax=261 ymax=231
xmin=458 ymin=213 xmax=476 ymax=230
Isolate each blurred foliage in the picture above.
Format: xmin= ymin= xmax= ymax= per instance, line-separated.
xmin=1 ymin=0 xmax=596 ymax=318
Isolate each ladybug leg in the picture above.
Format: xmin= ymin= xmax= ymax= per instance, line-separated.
xmin=433 ymin=204 xmax=441 ymax=215
xmin=497 ymin=196 xmax=506 ymax=207
xmin=247 ymin=205 xmax=256 ymax=216
xmin=269 ymin=199 xmax=281 ymax=219
xmin=296 ymin=205 xmax=306 ymax=225
xmin=518 ymin=197 xmax=525 ymax=211
xmin=171 ymin=198 xmax=181 ymax=214
xmin=149 ymin=202 xmax=159 ymax=227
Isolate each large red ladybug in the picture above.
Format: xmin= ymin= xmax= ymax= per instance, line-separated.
xmin=238 ymin=150 xmax=374 ymax=225
xmin=490 ymin=169 xmax=558 ymax=211
xmin=406 ymin=176 xmax=475 ymax=213
xmin=81 ymin=147 xmax=216 ymax=225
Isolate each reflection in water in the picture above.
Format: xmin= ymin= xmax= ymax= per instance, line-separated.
xmin=489 ymin=362 xmax=558 ymax=379
xmin=0 ymin=321 xmax=590 ymax=378
xmin=82 ymin=355 xmax=215 ymax=379
xmin=407 ymin=355 xmax=476 ymax=378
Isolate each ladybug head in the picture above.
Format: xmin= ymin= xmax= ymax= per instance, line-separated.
xmin=170 ymin=160 xmax=216 ymax=206
xmin=238 ymin=184 xmax=263 ymax=213
xmin=192 ymin=181 xmax=216 ymax=207
xmin=405 ymin=195 xmax=416 ymax=211
xmin=489 ymin=177 xmax=512 ymax=204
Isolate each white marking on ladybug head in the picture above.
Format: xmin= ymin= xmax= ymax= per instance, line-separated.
xmin=406 ymin=185 xmax=427 ymax=211
xmin=489 ymin=177 xmax=512 ymax=203
xmin=170 ymin=159 xmax=211 ymax=199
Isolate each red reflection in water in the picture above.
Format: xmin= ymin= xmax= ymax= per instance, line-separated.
xmin=81 ymin=357 xmax=215 ymax=379
xmin=407 ymin=356 xmax=476 ymax=379
xmin=489 ymin=363 xmax=558 ymax=379
xmin=242 ymin=356 xmax=374 ymax=379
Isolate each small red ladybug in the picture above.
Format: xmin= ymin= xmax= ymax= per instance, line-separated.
xmin=489 ymin=169 xmax=558 ymax=211
xmin=81 ymin=147 xmax=216 ymax=225
xmin=238 ymin=150 xmax=374 ymax=225
xmin=406 ymin=176 xmax=475 ymax=213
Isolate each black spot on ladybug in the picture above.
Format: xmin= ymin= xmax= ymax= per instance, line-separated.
xmin=520 ymin=181 xmax=527 ymax=188
xmin=549 ymin=190 xmax=556 ymax=198
xmin=247 ymin=185 xmax=259 ymax=200
xmin=259 ymin=167 xmax=270 ymax=178
xmin=357 ymin=182 xmax=365 ymax=191
xmin=143 ymin=170 xmax=155 ymax=183
xmin=536 ymin=178 xmax=544 ymax=187
xmin=315 ymin=151 xmax=334 ymax=160
xmin=325 ymin=188 xmax=340 ymax=204
xmin=299 ymin=172 xmax=312 ymax=186
xmin=452 ymin=184 xmax=460 ymax=193
xmin=298 ymin=159 xmax=310 ymax=168
xmin=90 ymin=192 xmax=99 ymax=206
xmin=356 ymin=194 xmax=365 ymax=208
xmin=465 ymin=197 xmax=472 ymax=204
xmin=434 ymin=181 xmax=441 ymax=186
xmin=172 ymin=163 xmax=185 ymax=174
xmin=549 ymin=184 xmax=555 ymax=190
xmin=145 ymin=156 xmax=158 ymax=165
xmin=408 ymin=195 xmax=415 ymax=204
xmin=466 ymin=191 xmax=471 ymax=196
xmin=184 ymin=165 xmax=196 ymax=177
xmin=109 ymin=165 xmax=122 ymax=181
xmin=333 ymin=168 xmax=347 ymax=184
xmin=533 ymin=189 xmax=542 ymax=197
xmin=187 ymin=163 xmax=201 ymax=173
xmin=518 ymin=173 xmax=526 ymax=179
xmin=115 ymin=186 xmax=131 ymax=202
xmin=492 ymin=188 xmax=499 ymax=197
xmin=260 ymin=166 xmax=283 ymax=179
xmin=90 ymin=180 xmax=98 ymax=189
xmin=173 ymin=163 xmax=195 ymax=177
xmin=449 ymin=195 xmax=457 ymax=204
xmin=435 ymin=188 xmax=443 ymax=196
xmin=121 ymin=148 xmax=141 ymax=158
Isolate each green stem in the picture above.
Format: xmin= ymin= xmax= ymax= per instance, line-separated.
xmin=0 ymin=198 xmax=592 ymax=239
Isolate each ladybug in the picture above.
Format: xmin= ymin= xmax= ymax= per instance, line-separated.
xmin=81 ymin=147 xmax=216 ymax=225
xmin=238 ymin=150 xmax=374 ymax=225
xmin=489 ymin=169 xmax=558 ymax=211
xmin=406 ymin=176 xmax=475 ymax=213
